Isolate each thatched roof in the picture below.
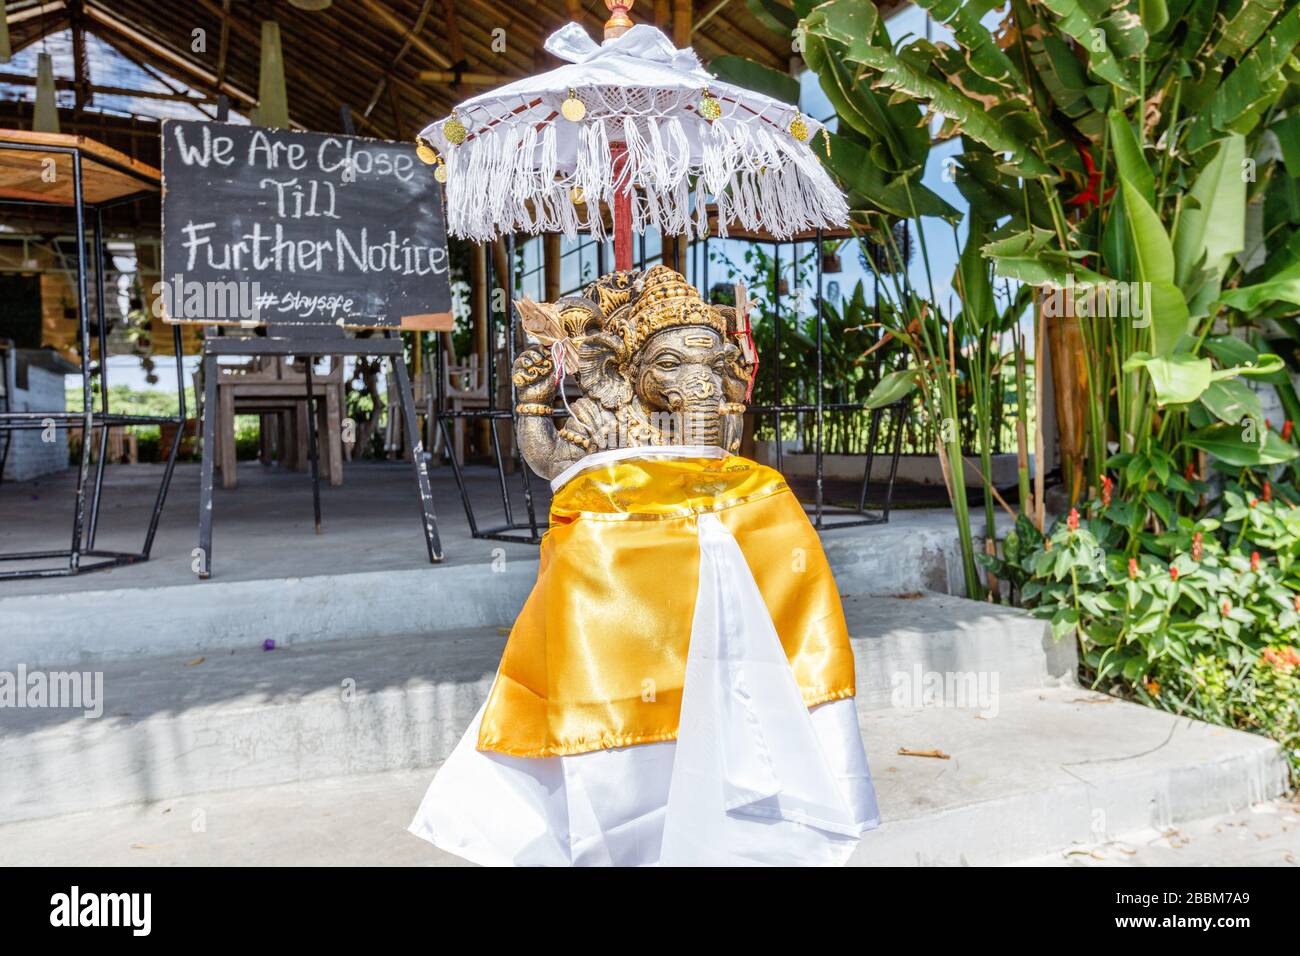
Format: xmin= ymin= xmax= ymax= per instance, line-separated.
xmin=3 ymin=0 xmax=847 ymax=141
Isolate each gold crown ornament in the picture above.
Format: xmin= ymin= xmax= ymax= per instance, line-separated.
xmin=618 ymin=265 xmax=726 ymax=357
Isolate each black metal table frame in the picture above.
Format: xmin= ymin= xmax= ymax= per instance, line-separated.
xmin=436 ymin=234 xmax=545 ymax=545
xmin=0 ymin=138 xmax=185 ymax=580
xmin=704 ymin=231 xmax=905 ymax=530
xmin=195 ymin=329 xmax=442 ymax=577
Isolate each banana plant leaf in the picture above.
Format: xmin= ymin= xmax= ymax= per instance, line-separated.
xmin=909 ymin=0 xmax=1027 ymax=94
xmin=1118 ymin=175 xmax=1190 ymax=356
xmin=804 ymin=0 xmax=1050 ymax=178
xmin=708 ymin=55 xmax=800 ymax=106
xmin=1172 ymin=133 xmax=1247 ymax=296
xmin=1199 ymin=378 xmax=1265 ymax=426
xmin=1215 ymin=0 xmax=1284 ymax=59
xmin=825 ymin=132 xmax=960 ymax=222
xmin=1036 ymin=0 xmax=1139 ymax=94
xmin=1183 ymin=423 xmax=1299 ymax=465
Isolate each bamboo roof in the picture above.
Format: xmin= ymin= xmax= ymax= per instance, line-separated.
xmin=1 ymin=0 xmax=898 ymax=142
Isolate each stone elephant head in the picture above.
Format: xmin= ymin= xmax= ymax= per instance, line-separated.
xmin=574 ymin=266 xmax=753 ymax=448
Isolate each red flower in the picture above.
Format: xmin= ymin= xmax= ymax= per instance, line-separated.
xmin=1067 ymin=507 xmax=1080 ymax=532
xmin=1249 ymin=497 xmax=1259 ymax=509
xmin=1064 ymin=141 xmax=1106 ymax=209
xmin=1284 ymin=420 xmax=1294 ymax=441
xmin=1144 ymin=679 xmax=1161 ymax=695
xmin=1100 ymin=474 xmax=1113 ymax=506
xmin=1128 ymin=557 xmax=1139 ymax=579
xmin=1170 ymin=566 xmax=1180 ymax=581
xmin=1263 ymin=481 xmax=1272 ymax=503
xmin=1222 ymin=599 xmax=1232 ymax=616
xmin=1192 ymin=532 xmax=1203 ymax=561
xmin=1185 ymin=461 xmax=1197 ymax=481
xmin=1251 ymin=551 xmax=1261 ymax=571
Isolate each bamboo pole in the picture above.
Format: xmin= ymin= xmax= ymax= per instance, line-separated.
xmin=1034 ymin=293 xmax=1046 ymax=531
xmin=471 ymin=243 xmax=489 ymax=456
xmin=544 ymin=233 xmax=562 ymax=301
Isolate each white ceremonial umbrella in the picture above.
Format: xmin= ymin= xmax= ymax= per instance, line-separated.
xmin=416 ymin=1 xmax=846 ymax=269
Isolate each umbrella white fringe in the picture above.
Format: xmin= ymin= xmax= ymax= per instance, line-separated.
xmin=441 ymin=89 xmax=849 ymax=244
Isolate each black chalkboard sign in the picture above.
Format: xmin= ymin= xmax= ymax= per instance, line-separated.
xmin=160 ymin=120 xmax=451 ymax=331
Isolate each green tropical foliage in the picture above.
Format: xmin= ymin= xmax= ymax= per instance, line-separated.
xmin=740 ymin=0 xmax=1300 ymax=766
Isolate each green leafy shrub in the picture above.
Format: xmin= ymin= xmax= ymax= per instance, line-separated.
xmin=983 ymin=462 xmax=1300 ymax=781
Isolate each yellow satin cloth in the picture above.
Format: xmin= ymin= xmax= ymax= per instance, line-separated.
xmin=477 ymin=452 xmax=856 ymax=758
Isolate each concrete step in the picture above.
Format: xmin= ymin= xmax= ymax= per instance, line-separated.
xmin=0 ymin=687 xmax=1286 ymax=866
xmin=1021 ymin=795 xmax=1300 ymax=867
xmin=0 ymin=509 xmax=987 ymax=672
xmin=0 ymin=592 xmax=1070 ymax=824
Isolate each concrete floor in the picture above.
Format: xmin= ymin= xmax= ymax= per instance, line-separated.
xmin=0 ymin=686 xmax=1289 ymax=867
xmin=0 ymin=460 xmax=551 ymax=596
xmin=0 ymin=461 xmax=955 ymax=598
xmin=1031 ymin=798 xmax=1300 ymax=867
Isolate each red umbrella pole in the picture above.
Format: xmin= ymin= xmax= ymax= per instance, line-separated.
xmin=611 ymin=141 xmax=633 ymax=271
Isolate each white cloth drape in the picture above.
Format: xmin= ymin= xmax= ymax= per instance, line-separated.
xmin=409 ymin=513 xmax=879 ymax=866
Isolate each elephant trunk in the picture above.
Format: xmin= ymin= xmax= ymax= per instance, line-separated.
xmin=680 ymin=399 xmax=721 ymax=446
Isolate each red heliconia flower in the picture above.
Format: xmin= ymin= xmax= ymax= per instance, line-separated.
xmin=1284 ymin=420 xmax=1295 ymax=441
xmin=1067 ymin=507 xmax=1080 ymax=532
xmin=1128 ymin=557 xmax=1139 ymax=579
xmin=1263 ymin=481 xmax=1272 ymax=503
xmin=1192 ymin=532 xmax=1203 ymax=561
xmin=1184 ymin=461 xmax=1197 ymax=481
xmin=1100 ymin=474 xmax=1113 ymax=506
xmin=1170 ymin=566 xmax=1180 ymax=581
xmin=1065 ymin=141 xmax=1108 ymax=209
xmin=1251 ymin=551 xmax=1261 ymax=572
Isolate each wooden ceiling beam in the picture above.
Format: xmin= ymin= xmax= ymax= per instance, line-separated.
xmin=362 ymin=0 xmax=437 ymax=120
xmin=355 ymin=0 xmax=452 ymax=70
xmin=694 ymin=0 xmax=736 ymax=35
xmin=214 ymin=0 xmax=231 ymax=89
xmin=0 ymin=70 xmax=216 ymax=102
xmin=82 ymin=2 xmax=259 ymax=108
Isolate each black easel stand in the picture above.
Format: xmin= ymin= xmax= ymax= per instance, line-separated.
xmin=195 ymin=325 xmax=441 ymax=578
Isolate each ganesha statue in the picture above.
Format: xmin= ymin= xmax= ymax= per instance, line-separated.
xmin=409 ymin=264 xmax=879 ymax=868
xmin=510 ymin=265 xmax=755 ymax=479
